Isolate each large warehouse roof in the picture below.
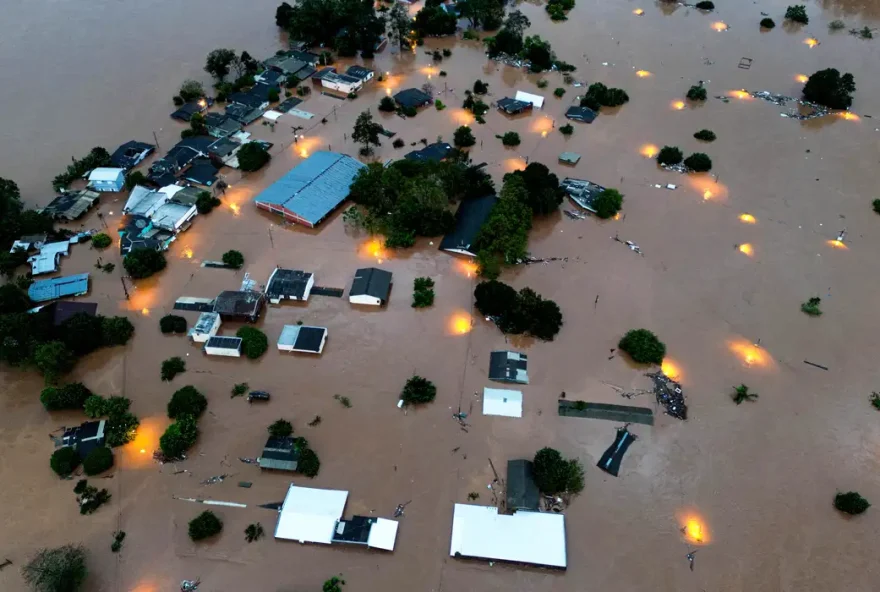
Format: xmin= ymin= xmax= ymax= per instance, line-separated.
xmin=254 ymin=151 xmax=365 ymax=226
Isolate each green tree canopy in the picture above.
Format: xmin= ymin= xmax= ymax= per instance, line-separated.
xmin=50 ymin=447 xmax=81 ymax=477
xmin=236 ymin=326 xmax=269 ymax=359
xmin=268 ymin=419 xmax=294 ymax=438
xmin=168 ymin=386 xmax=207 ymax=419
xmin=618 ymin=329 xmax=666 ymax=364
xmin=504 ymin=162 xmax=564 ymax=216
xmin=237 ymin=142 xmax=271 ymax=172
xmin=222 ymin=249 xmax=245 ymax=269
xmin=593 ymin=188 xmax=623 ymax=219
xmin=159 ymin=413 xmax=199 ymax=459
xmin=352 ymin=110 xmax=383 ymax=155
xmin=34 ymin=341 xmax=76 ymax=383
xmin=401 ymin=375 xmax=437 ymax=404
xmin=189 ymin=510 xmax=223 ymax=541
xmin=123 ymin=248 xmax=167 ymax=279
xmin=802 ymin=68 xmax=856 ymax=109
xmin=533 ymin=447 xmax=585 ymax=494
xmin=205 ymin=48 xmax=237 ymax=80
xmin=453 ymin=125 xmax=476 ymax=147
xmin=83 ymin=446 xmax=114 ymax=476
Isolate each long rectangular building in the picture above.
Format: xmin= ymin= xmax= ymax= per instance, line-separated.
xmin=253 ymin=151 xmax=365 ymax=228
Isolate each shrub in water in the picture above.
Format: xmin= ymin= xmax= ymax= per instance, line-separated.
xmin=189 ymin=510 xmax=223 ymax=541
xmin=618 ymin=329 xmax=666 ymax=364
xmin=83 ymin=446 xmax=114 ymax=475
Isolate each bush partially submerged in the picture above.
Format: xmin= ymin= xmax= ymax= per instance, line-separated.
xmin=453 ymin=125 xmax=476 ymax=148
xmin=802 ymin=68 xmax=856 ymax=110
xmin=873 ymin=199 xmax=880 ymax=215
xmin=695 ymin=0 xmax=714 ymax=9
xmin=222 ymin=249 xmax=244 ymax=269
xmin=684 ymin=152 xmax=713 ymax=172
xmin=41 ymin=382 xmax=92 ymax=411
xmin=83 ymin=446 xmax=114 ymax=475
xmin=760 ymin=17 xmax=776 ymax=29
xmin=168 ymin=386 xmax=207 ymax=419
xmin=378 ymin=96 xmax=396 ymax=112
xmin=298 ymin=446 xmax=321 ymax=477
xmin=236 ymin=326 xmax=269 ymax=359
xmin=593 ymin=188 xmax=623 ymax=219
xmin=159 ymin=413 xmax=198 ymax=459
xmin=22 ymin=545 xmax=87 ymax=592
xmin=533 ymin=447 xmax=585 ymax=495
xmin=656 ymin=146 xmax=683 ymax=166
xmin=559 ymin=123 xmax=574 ymax=136
xmin=161 ymin=356 xmax=186 ymax=381
xmin=50 ymin=446 xmax=81 ymax=477
xmin=401 ymin=375 xmax=437 ymax=405
xmin=834 ymin=491 xmax=870 ymax=515
xmin=412 ymin=277 xmax=435 ymax=308
xmin=686 ymin=85 xmax=707 ymax=101
xmin=268 ymin=419 xmax=293 ymax=438
xmin=160 ymin=314 xmax=187 ymax=334
xmin=618 ymin=329 xmax=666 ymax=364
xmin=732 ymin=384 xmax=759 ymax=405
xmin=785 ymin=4 xmax=808 ymax=24
xmin=123 ymin=248 xmax=167 ymax=279
xmin=189 ymin=510 xmax=223 ymax=541
xmin=580 ymin=82 xmax=629 ymax=110
xmin=801 ymin=296 xmax=822 ymax=316
xmin=91 ymin=233 xmax=112 ymax=249
xmin=474 ymin=280 xmax=563 ymax=340
xmin=693 ymin=129 xmax=716 ymax=142
xmin=500 ymin=131 xmax=521 ymax=146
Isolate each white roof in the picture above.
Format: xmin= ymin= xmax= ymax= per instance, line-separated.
xmin=482 ymin=388 xmax=523 ymax=418
xmin=88 ymin=167 xmax=124 ymax=181
xmin=367 ymin=518 xmax=399 ymax=551
xmin=40 ymin=241 xmax=70 ymax=257
xmin=151 ymin=202 xmax=195 ymax=230
xmin=450 ymin=504 xmax=566 ymax=568
xmin=125 ymin=186 xmax=166 ymax=216
xmin=514 ymin=91 xmax=545 ymax=109
xmin=263 ymin=110 xmax=284 ymax=122
xmin=29 ymin=252 xmax=59 ymax=275
xmin=275 ymin=484 xmax=349 ymax=544
xmin=190 ymin=312 xmax=220 ymax=334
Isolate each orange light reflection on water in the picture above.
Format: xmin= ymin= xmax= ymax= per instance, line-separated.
xmin=838 ymin=112 xmax=859 ymax=121
xmin=229 ymin=202 xmax=241 ymax=216
xmin=671 ymin=100 xmax=686 ymax=110
xmin=448 ymin=311 xmax=473 ymax=335
xmin=359 ymin=237 xmax=389 ymax=263
xmin=739 ymin=213 xmax=756 ymax=224
xmin=120 ymin=416 xmax=169 ymax=468
xmin=633 ymin=8 xmax=644 ymax=15
xmin=677 ymin=510 xmax=711 ymax=545
xmin=455 ymin=259 xmax=480 ymax=278
xmin=795 ymin=74 xmax=809 ymax=83
xmin=804 ymin=37 xmax=819 ymax=47
xmin=827 ymin=239 xmax=848 ymax=250
xmin=712 ymin=21 xmax=728 ymax=31
xmin=640 ymin=144 xmax=659 ymax=158
xmin=504 ymin=158 xmax=526 ymax=172
xmin=728 ymin=339 xmax=773 ymax=369
xmin=661 ymin=359 xmax=683 ymax=382
xmin=728 ymin=89 xmax=752 ymax=100
xmin=738 ymin=243 xmax=754 ymax=256
xmin=636 ymin=70 xmax=651 ymax=78
xmin=451 ymin=109 xmax=474 ymax=126
xmin=686 ymin=174 xmax=728 ymax=201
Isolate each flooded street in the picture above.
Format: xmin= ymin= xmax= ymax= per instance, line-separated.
xmin=2 ymin=0 xmax=880 ymax=590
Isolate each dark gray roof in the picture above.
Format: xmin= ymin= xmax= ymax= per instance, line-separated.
xmin=345 ymin=65 xmax=374 ymax=80
xmin=258 ymin=69 xmax=285 ymax=85
xmin=170 ymin=186 xmax=202 ymax=206
xmin=225 ymin=103 xmax=263 ymax=125
xmin=182 ymin=158 xmax=218 ymax=186
xmin=43 ymin=301 xmax=98 ymax=326
xmin=394 ymin=88 xmax=432 ymax=108
xmin=565 ymin=106 xmax=598 ymax=123
xmin=228 ymin=92 xmax=266 ymax=109
xmin=276 ymin=97 xmax=303 ymax=113
xmin=266 ymin=269 xmax=312 ymax=300
xmin=62 ymin=420 xmax=106 ymax=459
xmin=41 ymin=190 xmax=100 ymax=220
xmin=404 ymin=142 xmax=453 ymax=163
xmin=290 ymin=50 xmax=320 ymax=64
xmin=497 ymin=98 xmax=532 ymax=114
xmin=208 ymin=137 xmax=239 ymax=159
xmin=248 ymin=83 xmax=280 ymax=102
xmin=439 ymin=195 xmax=498 ymax=256
xmin=258 ymin=436 xmax=300 ymax=471
xmin=294 ymin=326 xmax=326 ymax=352
xmin=332 ymin=516 xmax=376 ymax=544
xmin=213 ymin=291 xmax=264 ymax=317
xmin=349 ymin=267 xmax=392 ymax=302
xmin=488 ymin=351 xmax=529 ymax=384
xmin=206 ymin=336 xmax=243 ymax=350
xmin=170 ymin=102 xmax=205 ymax=122
xmin=506 ymin=460 xmax=540 ymax=511
xmin=110 ymin=141 xmax=154 ymax=169
xmin=312 ymin=67 xmax=337 ymax=81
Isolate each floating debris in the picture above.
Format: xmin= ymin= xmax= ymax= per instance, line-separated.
xmin=238 ymin=457 xmax=258 ymax=465
xmin=200 ymin=474 xmax=229 ymax=485
xmin=181 ymin=580 xmax=201 ymax=592
xmin=647 ymin=371 xmax=688 ymax=420
xmin=564 ymin=209 xmax=588 ymax=220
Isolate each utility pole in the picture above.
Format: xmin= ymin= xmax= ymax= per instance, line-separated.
xmin=120 ymin=276 xmax=130 ymax=300
xmin=152 ymin=130 xmax=161 ymax=152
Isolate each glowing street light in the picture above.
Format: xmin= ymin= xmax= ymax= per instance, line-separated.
xmin=804 ymin=37 xmax=819 ymax=47
xmin=712 ymin=21 xmax=728 ymax=31
xmin=795 ymin=74 xmax=809 ymax=83
xmin=671 ymin=100 xmax=685 ymax=110
xmin=636 ymin=70 xmax=651 ymax=78
xmin=738 ymin=243 xmax=754 ymax=256
xmin=739 ymin=213 xmax=756 ymax=224
xmin=640 ymin=144 xmax=659 ymax=158
xmin=633 ymin=8 xmax=644 ymax=15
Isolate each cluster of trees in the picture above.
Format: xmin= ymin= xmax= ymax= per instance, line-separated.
xmin=238 ymin=142 xmax=271 ymax=172
xmin=22 ymin=545 xmax=88 ymax=592
xmin=196 ymin=190 xmax=222 ymax=214
xmin=123 ymin=248 xmax=167 ymax=279
xmin=161 ymin=356 xmax=186 ymax=381
xmin=458 ymin=0 xmax=505 ymax=30
xmin=346 ymin=155 xmax=494 ymax=248
xmin=474 ymin=280 xmax=564 ymax=340
xmin=784 ymin=4 xmax=808 ymax=24
xmin=0 ymin=300 xmax=134 ymax=383
xmin=236 ymin=326 xmax=269 ymax=359
xmin=533 ymin=447 xmax=585 ymax=494
xmin=83 ymin=394 xmax=140 ymax=446
xmin=52 ymin=147 xmax=112 ymax=191
xmin=618 ymin=328 xmax=666 ymax=364
xmin=473 ymin=163 xmax=564 ymax=276
xmin=412 ymin=277 xmax=436 ymax=308
xmin=686 ymin=84 xmax=707 ymax=101
xmin=463 ymin=92 xmax=490 ymax=123
xmin=414 ymin=0 xmax=458 ymax=37
xmin=580 ymin=82 xmax=630 ymax=110
xmin=205 ymin=48 xmax=260 ymax=83
xmin=484 ymin=11 xmax=575 ymax=73
xmin=401 ymin=375 xmax=437 ymax=405
xmin=0 ymin=178 xmax=56 ymax=277
xmin=546 ymin=0 xmax=575 ymax=21
xmin=276 ymin=0 xmax=384 ymax=57
xmin=160 ymin=314 xmax=187 ymax=334
xmin=222 ymin=249 xmax=245 ymax=269
xmin=160 ymin=386 xmax=207 ymax=459
xmin=656 ymin=146 xmax=713 ymax=172
xmin=189 ymin=510 xmax=224 ymax=541
xmin=267 ymin=419 xmax=322 ymax=476
xmin=802 ymin=68 xmax=856 ymax=109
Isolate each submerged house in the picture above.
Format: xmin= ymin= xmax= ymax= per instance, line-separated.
xmin=439 ymin=195 xmax=498 ymax=257
xmin=313 ymin=68 xmax=364 ymax=95
xmin=40 ymin=189 xmax=101 ymax=221
xmin=274 ymin=484 xmax=398 ymax=551
xmin=36 ymin=301 xmax=99 ymax=327
xmin=565 ymin=105 xmax=598 ymax=124
xmin=204 ymin=112 xmax=242 ymax=138
xmin=28 ymin=241 xmax=70 ymax=275
xmin=489 ymin=351 xmax=529 ymax=384
xmin=482 ymin=388 xmax=523 ymax=418
xmin=449 ymin=504 xmax=566 ymax=569
xmin=349 ymin=267 xmax=392 ymax=306
xmin=253 ymin=151 xmax=365 ymax=228
xmin=87 ymin=168 xmax=125 ymax=192
xmin=149 ymin=137 xmax=213 ymax=184
xmin=170 ymin=102 xmax=207 ymax=122
xmin=393 ymin=88 xmax=432 ymax=109
xmin=110 ymin=140 xmax=154 ymax=169
xmin=258 ymin=436 xmax=301 ymax=471
xmin=497 ymin=97 xmax=533 ymax=115
xmin=118 ymin=216 xmax=175 ymax=255
xmin=123 ymin=184 xmax=197 ymax=234
xmin=265 ymin=268 xmax=314 ymax=303
xmin=513 ymin=90 xmax=545 ymax=109
xmin=213 ymin=290 xmax=264 ymax=322
xmin=277 ymin=325 xmax=328 ymax=354
xmin=204 ymin=335 xmax=243 ymax=357
xmin=189 ymin=312 xmax=221 ymax=343
xmin=61 ymin=420 xmax=106 ymax=459
xmin=404 ymin=142 xmax=453 ymax=163
xmin=506 ymin=460 xmax=540 ymax=512
xmin=560 ymin=177 xmax=607 ymax=213
xmin=345 ymin=65 xmax=375 ymax=83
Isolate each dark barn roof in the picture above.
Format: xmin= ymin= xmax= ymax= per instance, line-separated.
xmin=182 ymin=158 xmax=218 ymax=186
xmin=170 ymin=102 xmax=205 ymax=122
xmin=43 ymin=301 xmax=99 ymax=326
xmin=258 ymin=436 xmax=300 ymax=471
xmin=213 ymin=291 xmax=264 ymax=319
xmin=488 ymin=351 xmax=529 ymax=384
xmin=439 ymin=195 xmax=498 ymax=256
xmin=349 ymin=267 xmax=392 ymax=302
xmin=404 ymin=142 xmax=453 ymax=163
xmin=345 ymin=65 xmax=374 ymax=81
xmin=394 ymin=88 xmax=432 ymax=108
xmin=332 ymin=516 xmax=375 ymax=544
xmin=506 ymin=459 xmax=540 ymax=511
xmin=228 ymin=92 xmax=267 ymax=109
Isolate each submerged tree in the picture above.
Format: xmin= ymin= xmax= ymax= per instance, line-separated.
xmin=801 ymin=296 xmax=822 ymax=316
xmin=732 ymin=384 xmax=758 ymax=405
xmin=400 ymin=375 xmax=437 ymax=405
xmin=834 ymin=491 xmax=870 ymax=515
xmin=22 ymin=544 xmax=87 ymax=592
xmin=532 ymin=447 xmax=585 ymax=495
xmin=592 ymin=188 xmax=623 ymax=219
xmin=352 ymin=110 xmax=383 ymax=156
xmin=388 ymin=2 xmax=412 ymax=48
xmin=802 ymin=68 xmax=856 ymax=109
xmin=656 ymin=146 xmax=683 ymax=166
xmin=618 ymin=329 xmax=666 ymax=364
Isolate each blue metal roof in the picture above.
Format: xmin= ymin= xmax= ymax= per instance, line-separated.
xmin=253 ymin=152 xmax=365 ymax=225
xmin=28 ymin=273 xmax=90 ymax=303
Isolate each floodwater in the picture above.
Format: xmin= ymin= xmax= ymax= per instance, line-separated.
xmin=3 ymin=0 xmax=880 ymax=591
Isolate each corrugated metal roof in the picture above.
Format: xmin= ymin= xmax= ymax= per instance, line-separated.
xmin=28 ymin=274 xmax=90 ymax=302
xmin=253 ymin=152 xmax=365 ymax=225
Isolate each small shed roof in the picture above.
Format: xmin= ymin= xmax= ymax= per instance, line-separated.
xmin=439 ymin=195 xmax=498 ymax=256
xmin=482 ymin=388 xmax=523 ymax=418
xmin=41 ymin=190 xmax=101 ymax=220
xmin=28 ymin=274 xmax=89 ymax=303
xmin=110 ymin=141 xmax=154 ymax=169
xmin=39 ymin=301 xmax=98 ymax=326
xmin=258 ymin=436 xmax=300 ymax=471
xmin=88 ymin=167 xmax=124 ymax=182
xmin=275 ymin=484 xmax=349 ymax=544
xmin=190 ymin=312 xmax=219 ymax=335
xmin=506 ymin=460 xmax=540 ymax=511
xmin=205 ymin=336 xmax=243 ymax=351
xmin=565 ymin=105 xmax=598 ymax=123
xmin=253 ymin=151 xmax=365 ymax=226
xmin=394 ymin=88 xmax=432 ymax=108
xmin=488 ymin=351 xmax=529 ymax=384
xmin=170 ymin=102 xmax=205 ymax=122
xmin=349 ymin=267 xmax=392 ymax=301
xmin=514 ymin=91 xmax=545 ymax=109
xmin=213 ymin=291 xmax=264 ymax=317
xmin=278 ymin=325 xmax=327 ymax=352
xmin=559 ymin=152 xmax=581 ymax=165
xmin=450 ymin=504 xmax=567 ymax=568
xmin=497 ymin=98 xmax=532 ymax=114
xmin=346 ymin=65 xmax=374 ymax=80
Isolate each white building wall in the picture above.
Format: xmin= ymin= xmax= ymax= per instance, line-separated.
xmin=205 ymin=345 xmax=241 ymax=357
xmin=349 ymin=294 xmax=381 ymax=306
xmin=322 ymin=79 xmax=362 ymax=94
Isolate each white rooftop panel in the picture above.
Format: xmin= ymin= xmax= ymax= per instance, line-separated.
xmin=482 ymin=388 xmax=523 ymax=418
xmin=367 ymin=518 xmax=399 ymax=551
xmin=514 ymin=90 xmax=545 ymax=109
xmin=275 ymin=485 xmax=349 ymax=544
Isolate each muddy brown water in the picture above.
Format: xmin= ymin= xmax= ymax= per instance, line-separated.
xmin=2 ymin=0 xmax=880 ymax=591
